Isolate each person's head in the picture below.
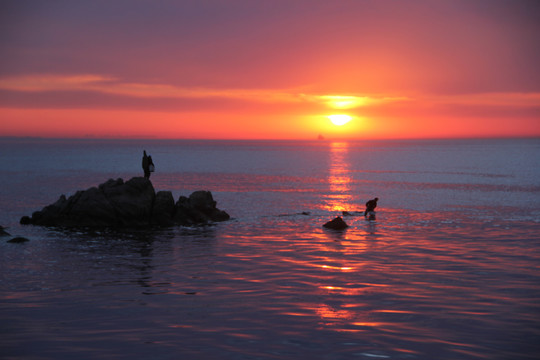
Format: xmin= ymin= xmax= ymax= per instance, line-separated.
xmin=375 ymin=197 xmax=379 ymax=201
xmin=143 ymin=150 xmax=147 ymax=156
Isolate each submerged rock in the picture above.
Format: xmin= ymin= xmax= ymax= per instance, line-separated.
xmin=323 ymin=216 xmax=349 ymax=230
xmin=342 ymin=211 xmax=364 ymax=217
xmin=0 ymin=226 xmax=10 ymax=236
xmin=20 ymin=177 xmax=230 ymax=228
xmin=8 ymin=236 xmax=29 ymax=243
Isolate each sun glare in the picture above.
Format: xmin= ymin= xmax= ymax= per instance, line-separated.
xmin=328 ymin=115 xmax=352 ymax=126
xmin=323 ymin=95 xmax=367 ymax=109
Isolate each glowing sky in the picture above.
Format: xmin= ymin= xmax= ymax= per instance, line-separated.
xmin=1 ymin=0 xmax=539 ymax=139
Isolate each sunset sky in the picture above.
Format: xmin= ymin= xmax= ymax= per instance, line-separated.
xmin=1 ymin=0 xmax=539 ymax=139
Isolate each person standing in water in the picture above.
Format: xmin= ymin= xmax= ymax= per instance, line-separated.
xmin=364 ymin=197 xmax=378 ymax=216
xmin=142 ymin=150 xmax=151 ymax=179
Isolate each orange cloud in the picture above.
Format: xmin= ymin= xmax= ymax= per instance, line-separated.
xmin=0 ymin=75 xmax=115 ymax=92
xmin=1 ymin=74 xmax=539 ymax=140
xmin=425 ymin=92 xmax=540 ymax=107
xmin=0 ymin=74 xmax=302 ymax=103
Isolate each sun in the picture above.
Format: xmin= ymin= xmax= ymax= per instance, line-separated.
xmin=328 ymin=114 xmax=352 ymax=126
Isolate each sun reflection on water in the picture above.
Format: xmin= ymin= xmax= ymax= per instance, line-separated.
xmin=324 ymin=142 xmax=354 ymax=212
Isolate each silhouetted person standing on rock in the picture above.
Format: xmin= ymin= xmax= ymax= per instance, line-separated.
xmin=142 ymin=150 xmax=151 ymax=179
xmin=365 ymin=197 xmax=378 ymax=216
xmin=148 ymin=155 xmax=155 ymax=175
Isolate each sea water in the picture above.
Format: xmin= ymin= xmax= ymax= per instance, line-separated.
xmin=1 ymin=138 xmax=539 ymax=359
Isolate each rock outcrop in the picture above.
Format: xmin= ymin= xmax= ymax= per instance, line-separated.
xmin=323 ymin=216 xmax=349 ymax=230
xmin=20 ymin=177 xmax=230 ymax=228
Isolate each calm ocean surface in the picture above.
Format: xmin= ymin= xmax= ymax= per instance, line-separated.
xmin=1 ymin=138 xmax=539 ymax=359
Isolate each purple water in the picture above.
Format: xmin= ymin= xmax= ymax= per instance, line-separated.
xmin=1 ymin=138 xmax=539 ymax=359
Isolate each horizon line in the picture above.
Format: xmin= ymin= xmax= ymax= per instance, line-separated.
xmin=1 ymin=135 xmax=539 ymax=142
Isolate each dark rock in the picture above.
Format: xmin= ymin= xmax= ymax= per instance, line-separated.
xmin=103 ymin=177 xmax=155 ymax=227
xmin=68 ymin=187 xmax=118 ymax=227
xmin=210 ymin=208 xmax=231 ymax=222
xmin=30 ymin=194 xmax=71 ymax=226
xmin=278 ymin=211 xmax=312 ymax=217
xmin=152 ymin=191 xmax=175 ymax=226
xmin=99 ymin=177 xmax=124 ymax=191
xmin=20 ymin=177 xmax=230 ymax=228
xmin=172 ymin=196 xmax=191 ymax=225
xmin=173 ymin=192 xmax=230 ymax=226
xmin=0 ymin=226 xmax=10 ymax=236
xmin=323 ymin=216 xmax=349 ymax=230
xmin=8 ymin=236 xmax=29 ymax=243
xmin=189 ymin=191 xmax=216 ymax=211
